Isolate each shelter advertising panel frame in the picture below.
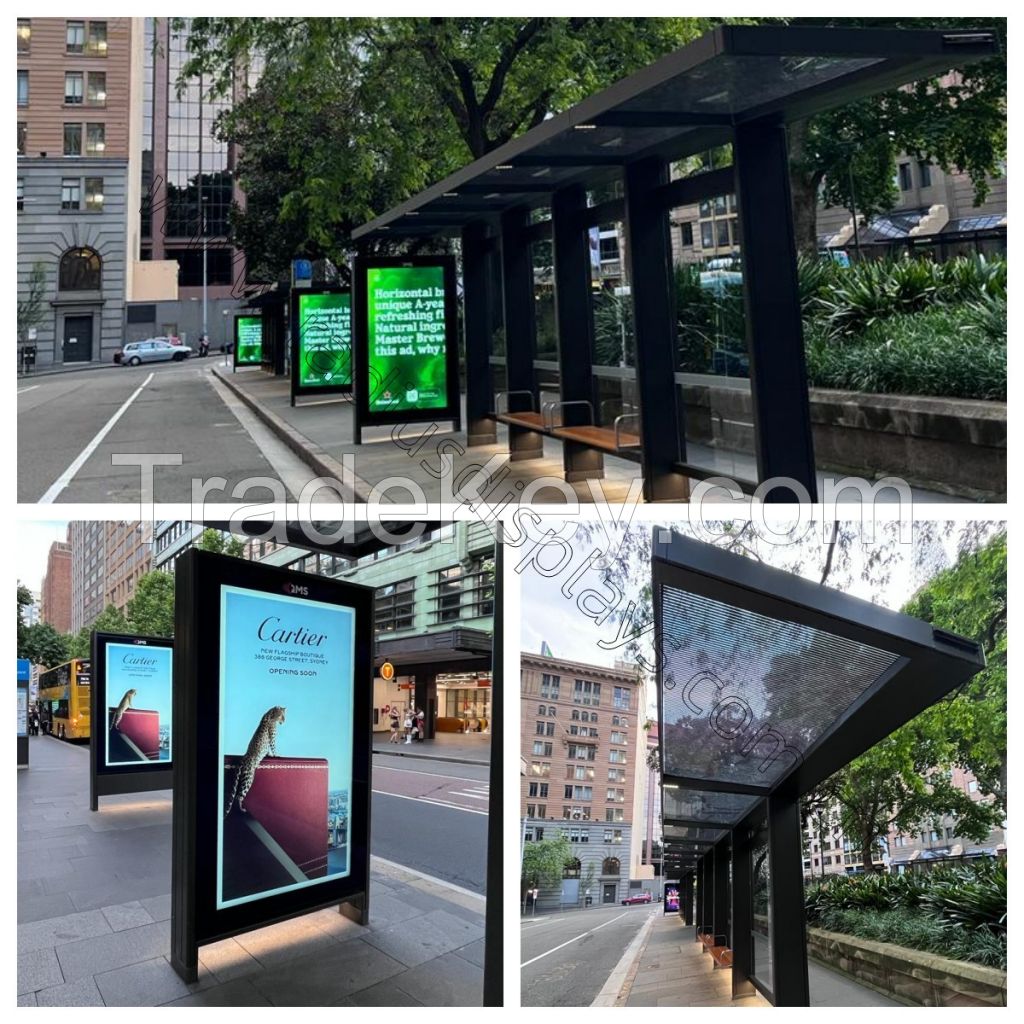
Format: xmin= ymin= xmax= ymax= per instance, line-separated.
xmin=17 ymin=659 xmax=30 ymax=768
xmin=171 ymin=549 xmax=374 ymax=983
xmin=290 ymin=285 xmax=354 ymax=404
xmin=90 ymin=632 xmax=175 ymax=811
xmin=351 ymin=255 xmax=461 ymax=442
xmin=233 ymin=313 xmax=265 ymax=369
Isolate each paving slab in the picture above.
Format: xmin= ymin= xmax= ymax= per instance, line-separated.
xmin=35 ymin=976 xmax=106 ymax=1007
xmin=362 ymin=908 xmax=485 ymax=969
xmin=94 ymin=956 xmax=195 ymax=1006
xmin=18 ymin=947 xmax=64 ymax=994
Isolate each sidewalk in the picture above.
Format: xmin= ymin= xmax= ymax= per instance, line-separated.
xmin=18 ymin=735 xmax=485 ymax=1006
xmin=212 ymin=365 xmax=643 ymax=504
xmin=373 ymin=732 xmax=490 ymax=766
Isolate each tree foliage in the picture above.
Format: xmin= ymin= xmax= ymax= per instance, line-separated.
xmin=521 ymin=834 xmax=573 ymax=888
xmin=196 ymin=528 xmax=248 ymax=558
xmin=17 ymin=262 xmax=49 ymax=343
xmin=67 ymin=604 xmax=131 ymax=660
xmin=125 ymin=572 xmax=176 ymax=639
xmin=20 ymin=622 xmax=71 ymax=670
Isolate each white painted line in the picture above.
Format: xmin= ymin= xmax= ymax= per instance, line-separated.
xmin=370 ymin=854 xmax=486 ymax=904
xmin=38 ymin=372 xmax=155 ymax=503
xmin=521 ymin=910 xmax=630 ymax=968
xmin=17 ymin=385 xmax=39 ymax=394
xmin=372 ymin=788 xmax=488 ymax=816
xmin=591 ymin=909 xmax=657 ymax=1006
xmin=449 ymin=790 xmax=490 ymax=800
xmin=373 ymin=763 xmax=488 ymax=784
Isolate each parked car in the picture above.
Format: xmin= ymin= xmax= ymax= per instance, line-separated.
xmin=120 ymin=339 xmax=193 ymax=366
xmin=621 ymin=892 xmax=653 ymax=906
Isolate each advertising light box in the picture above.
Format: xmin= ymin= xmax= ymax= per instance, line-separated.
xmin=352 ymin=255 xmax=460 ymax=437
xmin=664 ymin=883 xmax=680 ymax=914
xmin=291 ymin=289 xmax=353 ymax=400
xmin=234 ymin=314 xmax=264 ymax=367
xmin=171 ymin=549 xmax=373 ymax=982
xmin=90 ymin=633 xmax=174 ymax=810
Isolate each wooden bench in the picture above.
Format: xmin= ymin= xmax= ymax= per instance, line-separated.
xmin=543 ymin=400 xmax=642 ymax=460
xmin=698 ymin=930 xmax=733 ymax=969
xmin=492 ymin=391 xmax=550 ymax=433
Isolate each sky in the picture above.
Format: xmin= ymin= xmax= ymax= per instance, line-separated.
xmin=17 ymin=520 xmax=70 ymax=595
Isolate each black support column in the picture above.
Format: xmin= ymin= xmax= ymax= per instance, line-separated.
xmin=681 ymin=872 xmax=694 ymax=926
xmin=713 ymin=838 xmax=730 ymax=946
xmin=623 ymin=157 xmax=690 ymax=501
xmin=733 ymin=118 xmax=818 ymax=502
xmin=463 ymin=222 xmax=498 ymax=446
xmin=767 ymin=789 xmax=810 ymax=1006
xmin=499 ymin=206 xmax=544 ymax=461
xmin=732 ymin=825 xmax=755 ymax=999
xmin=413 ymin=672 xmax=437 ymax=740
xmin=483 ymin=536 xmax=503 ymax=1006
xmin=551 ymin=184 xmax=603 ymax=483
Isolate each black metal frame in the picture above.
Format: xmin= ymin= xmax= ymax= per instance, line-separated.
xmin=347 ymin=26 xmax=996 ymax=502
xmin=289 ymin=285 xmax=354 ymax=405
xmin=17 ymin=669 xmax=29 ymax=768
xmin=351 ymin=255 xmax=462 ymax=444
xmin=170 ymin=549 xmax=374 ymax=983
xmin=653 ymin=527 xmax=986 ymax=1005
xmin=233 ymin=313 xmax=264 ymax=369
xmin=89 ymin=632 xmax=175 ymax=812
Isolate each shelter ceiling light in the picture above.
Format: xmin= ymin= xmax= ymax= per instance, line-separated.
xmin=574 ymin=123 xmax=597 ymax=130
xmin=495 ymin=164 xmax=514 ymax=171
xmin=442 ymin=191 xmax=458 ymax=197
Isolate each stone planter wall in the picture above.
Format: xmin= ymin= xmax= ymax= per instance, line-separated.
xmin=806 ymin=926 xmax=1007 ymax=1007
xmin=680 ymin=377 xmax=1006 ymax=500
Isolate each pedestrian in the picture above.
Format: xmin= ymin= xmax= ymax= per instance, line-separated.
xmin=31 ymin=710 xmax=39 ymax=736
xmin=403 ymin=711 xmax=413 ymax=745
xmin=389 ymin=708 xmax=400 ymax=743
xmin=415 ymin=707 xmax=425 ymax=742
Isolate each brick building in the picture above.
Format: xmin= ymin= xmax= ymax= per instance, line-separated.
xmin=520 ymin=652 xmax=645 ymax=909
xmin=40 ymin=533 xmax=72 ymax=634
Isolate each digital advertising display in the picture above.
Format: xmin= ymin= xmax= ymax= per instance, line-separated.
xmin=234 ymin=315 xmax=264 ymax=367
xmin=352 ymin=255 xmax=460 ymax=435
xmin=664 ymin=884 xmax=680 ymax=914
xmin=291 ymin=289 xmax=353 ymax=400
xmin=171 ymin=549 xmax=373 ymax=982
xmin=90 ymin=633 xmax=175 ymax=810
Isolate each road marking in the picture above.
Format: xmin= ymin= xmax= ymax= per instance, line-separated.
xmin=373 ymin=763 xmax=489 ymax=784
xmin=372 ymin=789 xmax=488 ymax=816
xmin=17 ymin=385 xmax=39 ymax=394
xmin=449 ymin=790 xmax=490 ymax=800
xmin=520 ymin=910 xmax=630 ymax=968
xmin=38 ymin=372 xmax=155 ymax=503
xmin=591 ymin=909 xmax=657 ymax=1006
xmin=370 ymin=855 xmax=486 ymax=903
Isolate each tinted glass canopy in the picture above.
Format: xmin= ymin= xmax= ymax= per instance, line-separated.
xmin=655 ymin=530 xmax=986 ymax=832
xmin=352 ymin=25 xmax=997 ymax=240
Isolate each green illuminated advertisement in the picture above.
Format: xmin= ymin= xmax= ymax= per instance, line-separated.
xmin=236 ymin=317 xmax=263 ymax=365
xmin=366 ymin=265 xmax=448 ymax=413
xmin=297 ymin=292 xmax=352 ymax=388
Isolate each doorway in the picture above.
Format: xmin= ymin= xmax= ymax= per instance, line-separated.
xmin=603 ymin=883 xmax=617 ymax=904
xmin=63 ymin=315 xmax=93 ymax=363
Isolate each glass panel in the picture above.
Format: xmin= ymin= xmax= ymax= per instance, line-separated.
xmin=531 ymin=228 xmax=560 ymax=406
xmin=663 ymin=785 xmax=758 ymax=826
xmin=750 ymin=811 xmax=772 ymax=995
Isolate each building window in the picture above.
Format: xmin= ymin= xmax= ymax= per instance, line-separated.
xmin=17 ymin=19 xmax=31 ymax=53
xmin=681 ymin=222 xmax=694 ymax=247
xmin=61 ymin=178 xmax=81 ymax=211
xmin=18 ymin=122 xmax=27 ymax=156
xmin=919 ymin=161 xmax=932 ymax=188
xmin=605 ymin=808 xmax=624 ymax=823
xmin=85 ymin=123 xmax=105 ymax=155
xmin=545 ymin=721 xmax=555 ymax=737
xmin=65 ymin=72 xmax=84 ymax=106
xmin=563 ymin=858 xmax=581 ymax=879
xmin=610 ymin=731 xmax=626 ymax=744
xmin=374 ymin=578 xmax=414 ymax=633
xmin=535 ymin=721 xmax=545 ymax=735
xmin=538 ymin=704 xmax=546 ymax=716
xmin=548 ymin=706 xmax=556 ymax=717
xmin=608 ymin=768 xmax=625 ymax=782
xmin=532 ymin=741 xmax=552 ymax=757
xmin=84 ymin=177 xmax=104 ymax=212
xmin=17 ymin=178 xmax=24 ymax=212
xmin=540 ymin=673 xmax=560 ymax=700
xmin=66 ymin=20 xmax=85 ymax=53
xmin=86 ymin=20 xmax=108 ymax=56
xmin=602 ymin=857 xmax=620 ymax=876
xmin=613 ymin=686 xmax=630 ymax=710
xmin=86 ymin=70 xmax=107 ymax=105
xmin=529 ymin=761 xmax=550 ymax=777
xmin=18 ymin=70 xmax=29 ymax=107
xmin=63 ymin=123 xmax=82 ymax=156
xmin=609 ymin=749 xmax=626 ymax=764
xmin=968 ymin=780 xmax=978 ymax=793
xmin=573 ymin=679 xmax=601 ymax=706
xmin=58 ymin=247 xmax=101 ymax=291
xmin=898 ymin=162 xmax=912 ymax=192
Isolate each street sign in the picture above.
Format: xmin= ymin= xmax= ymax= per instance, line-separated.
xmin=90 ymin=633 xmax=174 ymax=811
xmin=292 ymin=258 xmax=313 ymax=290
xmin=170 ymin=550 xmax=373 ymax=983
xmin=380 ymin=661 xmax=395 ymax=681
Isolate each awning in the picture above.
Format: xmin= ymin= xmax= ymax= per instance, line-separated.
xmin=352 ymin=25 xmax=997 ymax=242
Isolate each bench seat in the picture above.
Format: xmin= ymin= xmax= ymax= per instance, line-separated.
xmin=493 ymin=410 xmax=548 ymax=431
xmin=553 ymin=425 xmax=641 ymax=454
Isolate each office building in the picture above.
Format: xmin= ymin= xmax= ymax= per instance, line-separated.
xmin=70 ymin=520 xmax=107 ymax=632
xmin=40 ymin=533 xmax=72 ymax=634
xmin=104 ymin=521 xmax=152 ymax=613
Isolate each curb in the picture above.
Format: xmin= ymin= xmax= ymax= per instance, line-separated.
xmin=591 ymin=909 xmax=658 ymax=1007
xmin=18 ymin=362 xmax=121 ymax=379
xmin=211 ymin=365 xmax=374 ymax=502
xmin=372 ymin=746 xmax=490 ymax=767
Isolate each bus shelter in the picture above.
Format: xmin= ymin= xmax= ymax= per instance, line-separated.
xmin=351 ymin=25 xmax=997 ymax=502
xmin=652 ymin=530 xmax=986 ymax=1004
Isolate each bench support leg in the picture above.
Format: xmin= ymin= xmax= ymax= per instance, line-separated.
xmin=563 ymin=442 xmax=603 ymax=483
xmin=508 ymin=425 xmax=545 ymax=462
xmin=462 ymin=222 xmax=498 ymax=448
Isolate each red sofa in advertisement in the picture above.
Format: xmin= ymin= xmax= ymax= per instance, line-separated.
xmin=109 ymin=707 xmax=160 ymax=760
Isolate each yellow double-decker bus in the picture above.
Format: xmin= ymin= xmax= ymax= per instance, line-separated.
xmin=37 ymin=658 xmax=91 ymax=741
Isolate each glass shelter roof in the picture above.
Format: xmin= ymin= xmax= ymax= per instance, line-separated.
xmin=352 ymin=25 xmax=997 ymax=241
xmin=654 ymin=530 xmax=986 ymax=834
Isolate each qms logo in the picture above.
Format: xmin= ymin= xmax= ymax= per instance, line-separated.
xmin=283 ymin=582 xmax=309 ymax=597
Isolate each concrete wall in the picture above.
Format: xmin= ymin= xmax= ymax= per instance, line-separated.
xmin=18 ymin=158 xmax=129 ymax=367
xmin=123 ymin=295 xmax=243 ymax=348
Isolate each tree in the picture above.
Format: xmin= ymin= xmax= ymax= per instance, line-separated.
xmin=521 ymin=834 xmax=573 ymax=890
xmin=125 ymin=572 xmax=176 ymax=638
xmin=17 ymin=582 xmax=33 ymax=656
xmin=17 ymin=262 xmax=48 ymax=344
xmin=195 ymin=528 xmax=248 ymax=558
xmin=20 ymin=623 xmax=70 ymax=669
xmin=66 ymin=604 xmax=132 ymax=660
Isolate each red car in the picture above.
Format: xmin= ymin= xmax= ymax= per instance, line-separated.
xmin=621 ymin=892 xmax=653 ymax=905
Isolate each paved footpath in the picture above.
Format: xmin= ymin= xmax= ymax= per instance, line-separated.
xmin=18 ymin=735 xmax=486 ymax=1006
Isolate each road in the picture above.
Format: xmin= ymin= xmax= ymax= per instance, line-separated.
xmin=18 ymin=360 xmax=323 ymax=503
xmin=521 ymin=903 xmax=655 ymax=1006
xmin=370 ymin=753 xmax=489 ymax=894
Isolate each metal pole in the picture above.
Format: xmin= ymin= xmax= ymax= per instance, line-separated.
xmin=199 ymin=72 xmax=208 ymax=340
xmin=848 ymin=157 xmax=861 ymax=262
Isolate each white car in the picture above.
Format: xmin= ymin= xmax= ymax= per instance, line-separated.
xmin=121 ymin=339 xmax=193 ymax=366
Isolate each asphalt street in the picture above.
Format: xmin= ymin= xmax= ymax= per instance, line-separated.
xmin=17 ymin=360 xmax=322 ymax=503
xmin=370 ymin=754 xmax=489 ymax=895
xmin=520 ymin=902 xmax=655 ymax=1006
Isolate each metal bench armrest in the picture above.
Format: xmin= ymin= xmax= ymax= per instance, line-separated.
xmin=494 ymin=390 xmax=535 ymax=416
xmin=543 ymin=399 xmax=595 ymax=430
xmin=613 ymin=412 xmax=641 ymax=451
